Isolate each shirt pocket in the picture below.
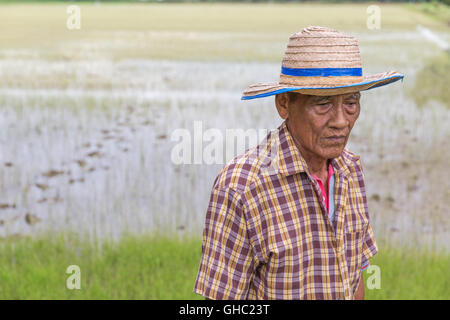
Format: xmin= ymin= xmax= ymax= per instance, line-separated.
xmin=345 ymin=207 xmax=369 ymax=234
xmin=343 ymin=210 xmax=368 ymax=291
xmin=343 ymin=208 xmax=368 ymax=266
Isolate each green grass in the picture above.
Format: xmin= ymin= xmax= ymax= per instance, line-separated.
xmin=411 ymin=52 xmax=450 ymax=108
xmin=0 ymin=234 xmax=448 ymax=299
xmin=364 ymin=244 xmax=450 ymax=300
xmin=0 ymin=234 xmax=203 ymax=299
xmin=406 ymin=1 xmax=450 ymax=25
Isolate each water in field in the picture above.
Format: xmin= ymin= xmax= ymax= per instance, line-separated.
xmin=0 ymin=4 xmax=449 ymax=249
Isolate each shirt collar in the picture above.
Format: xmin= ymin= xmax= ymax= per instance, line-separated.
xmin=273 ymin=121 xmax=353 ymax=178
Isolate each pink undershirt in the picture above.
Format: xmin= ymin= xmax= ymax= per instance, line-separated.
xmin=310 ymin=164 xmax=334 ymax=213
xmin=310 ymin=164 xmax=370 ymax=271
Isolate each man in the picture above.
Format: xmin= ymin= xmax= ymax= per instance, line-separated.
xmin=193 ymin=26 xmax=403 ymax=300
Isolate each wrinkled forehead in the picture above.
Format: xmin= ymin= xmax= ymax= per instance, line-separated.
xmin=285 ymin=91 xmax=361 ymax=104
xmin=309 ymin=92 xmax=361 ymax=101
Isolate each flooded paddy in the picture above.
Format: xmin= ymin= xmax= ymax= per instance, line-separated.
xmin=0 ymin=4 xmax=448 ymax=250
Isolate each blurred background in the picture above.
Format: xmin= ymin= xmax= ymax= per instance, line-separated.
xmin=0 ymin=0 xmax=448 ymax=299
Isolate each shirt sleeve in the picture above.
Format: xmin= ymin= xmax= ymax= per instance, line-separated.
xmin=361 ymin=222 xmax=378 ymax=271
xmin=193 ymin=186 xmax=255 ymax=300
xmin=354 ymin=157 xmax=378 ymax=271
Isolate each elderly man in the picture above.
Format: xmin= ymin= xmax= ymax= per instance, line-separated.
xmin=193 ymin=26 xmax=403 ymax=300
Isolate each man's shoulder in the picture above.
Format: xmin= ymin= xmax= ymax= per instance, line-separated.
xmin=340 ymin=148 xmax=361 ymax=164
xmin=212 ymin=147 xmax=266 ymax=193
xmin=212 ymin=125 xmax=283 ymax=193
xmin=336 ymin=148 xmax=365 ymax=176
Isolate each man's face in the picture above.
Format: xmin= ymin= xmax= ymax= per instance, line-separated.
xmin=276 ymin=92 xmax=361 ymax=161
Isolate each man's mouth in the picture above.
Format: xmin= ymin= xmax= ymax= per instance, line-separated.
xmin=323 ymin=135 xmax=346 ymax=143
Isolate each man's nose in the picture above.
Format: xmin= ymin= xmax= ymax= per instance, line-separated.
xmin=329 ymin=101 xmax=349 ymax=129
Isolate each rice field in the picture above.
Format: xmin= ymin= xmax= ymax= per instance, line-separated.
xmin=0 ymin=2 xmax=449 ymax=299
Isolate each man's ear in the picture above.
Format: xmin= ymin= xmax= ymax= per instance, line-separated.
xmin=275 ymin=93 xmax=289 ymax=120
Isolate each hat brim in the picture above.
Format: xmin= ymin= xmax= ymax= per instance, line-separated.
xmin=241 ymin=71 xmax=404 ymax=100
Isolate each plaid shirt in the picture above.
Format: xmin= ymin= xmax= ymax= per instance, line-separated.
xmin=194 ymin=121 xmax=377 ymax=300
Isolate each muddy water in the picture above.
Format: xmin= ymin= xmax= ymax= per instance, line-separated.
xmin=0 ymin=34 xmax=448 ymax=249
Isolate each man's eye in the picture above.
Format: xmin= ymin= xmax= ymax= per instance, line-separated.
xmin=344 ymin=102 xmax=358 ymax=113
xmin=315 ymin=102 xmax=332 ymax=113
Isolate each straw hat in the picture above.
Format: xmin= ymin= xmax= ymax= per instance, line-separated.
xmin=241 ymin=26 xmax=404 ymax=100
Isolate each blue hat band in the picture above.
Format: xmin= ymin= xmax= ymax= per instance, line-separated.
xmin=281 ymin=67 xmax=363 ymax=77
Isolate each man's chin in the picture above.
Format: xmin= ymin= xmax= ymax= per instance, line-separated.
xmin=321 ymin=146 xmax=346 ymax=160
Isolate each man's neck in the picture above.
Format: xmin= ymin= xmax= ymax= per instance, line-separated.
xmin=298 ymin=145 xmax=329 ymax=181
